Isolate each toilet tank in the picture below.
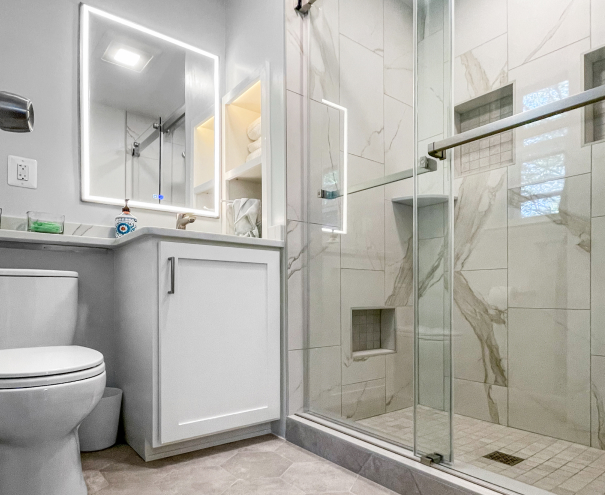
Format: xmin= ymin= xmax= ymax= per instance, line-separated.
xmin=0 ymin=269 xmax=78 ymax=350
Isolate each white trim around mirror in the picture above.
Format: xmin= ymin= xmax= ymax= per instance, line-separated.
xmin=79 ymin=4 xmax=221 ymax=218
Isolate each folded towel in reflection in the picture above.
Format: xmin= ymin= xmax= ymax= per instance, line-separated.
xmin=248 ymin=137 xmax=261 ymax=153
xmin=246 ymin=148 xmax=262 ymax=162
xmin=247 ymin=117 xmax=261 ymax=141
xmin=233 ymin=198 xmax=261 ymax=238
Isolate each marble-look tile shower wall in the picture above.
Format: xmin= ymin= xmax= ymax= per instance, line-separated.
xmin=285 ymin=0 xmax=417 ymax=423
xmin=452 ymin=0 xmax=605 ymax=449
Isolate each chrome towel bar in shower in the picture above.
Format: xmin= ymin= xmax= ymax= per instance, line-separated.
xmin=428 ymin=84 xmax=605 ymax=160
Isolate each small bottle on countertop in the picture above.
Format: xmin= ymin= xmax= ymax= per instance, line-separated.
xmin=115 ymin=199 xmax=137 ymax=238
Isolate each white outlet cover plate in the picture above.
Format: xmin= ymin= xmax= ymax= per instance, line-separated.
xmin=7 ymin=155 xmax=37 ymax=189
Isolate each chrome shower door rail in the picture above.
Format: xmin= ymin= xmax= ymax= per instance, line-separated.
xmin=428 ymin=84 xmax=605 ymax=160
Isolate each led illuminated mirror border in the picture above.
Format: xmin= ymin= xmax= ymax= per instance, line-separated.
xmin=321 ymin=99 xmax=347 ymax=235
xmin=80 ymin=4 xmax=221 ymax=217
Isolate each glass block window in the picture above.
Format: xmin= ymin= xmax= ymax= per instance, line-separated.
xmin=352 ymin=309 xmax=382 ymax=352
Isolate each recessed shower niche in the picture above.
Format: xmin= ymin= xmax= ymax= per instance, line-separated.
xmin=584 ymin=46 xmax=605 ymax=144
xmin=351 ymin=308 xmax=396 ymax=356
xmin=454 ymin=83 xmax=514 ymax=177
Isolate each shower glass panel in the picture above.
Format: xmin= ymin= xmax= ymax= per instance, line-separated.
xmin=441 ymin=1 xmax=604 ymax=491
xmin=414 ymin=0 xmax=453 ymax=462
xmin=302 ymin=0 xmax=418 ymax=450
xmin=301 ymin=0 xmax=605 ymax=493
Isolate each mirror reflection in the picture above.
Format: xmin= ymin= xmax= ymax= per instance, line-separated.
xmin=81 ymin=6 xmax=219 ymax=216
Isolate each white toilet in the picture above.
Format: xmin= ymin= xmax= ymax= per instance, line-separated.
xmin=0 ymin=269 xmax=106 ymax=495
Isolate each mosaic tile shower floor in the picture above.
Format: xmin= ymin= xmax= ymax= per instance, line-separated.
xmin=358 ymin=407 xmax=605 ymax=495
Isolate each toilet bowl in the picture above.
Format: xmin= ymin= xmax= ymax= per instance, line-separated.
xmin=0 ymin=270 xmax=106 ymax=495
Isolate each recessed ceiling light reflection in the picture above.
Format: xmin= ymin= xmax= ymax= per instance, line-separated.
xmin=101 ymin=41 xmax=152 ymax=72
xmin=114 ymin=48 xmax=140 ymax=67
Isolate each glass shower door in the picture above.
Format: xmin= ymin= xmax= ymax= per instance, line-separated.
xmin=302 ymin=0 xmax=420 ymax=451
xmin=413 ymin=0 xmax=454 ymax=463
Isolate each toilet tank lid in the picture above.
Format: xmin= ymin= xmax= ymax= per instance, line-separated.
xmin=0 ymin=269 xmax=78 ymax=278
xmin=0 ymin=346 xmax=103 ymax=378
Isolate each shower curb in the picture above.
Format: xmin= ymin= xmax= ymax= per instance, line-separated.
xmin=286 ymin=415 xmax=502 ymax=495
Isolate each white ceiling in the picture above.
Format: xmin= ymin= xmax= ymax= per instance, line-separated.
xmin=88 ymin=13 xmax=213 ymax=119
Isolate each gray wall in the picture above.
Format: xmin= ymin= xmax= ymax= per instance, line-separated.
xmin=0 ymin=0 xmax=226 ymax=231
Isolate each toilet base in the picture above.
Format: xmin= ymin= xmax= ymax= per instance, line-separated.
xmin=0 ymin=430 xmax=87 ymax=495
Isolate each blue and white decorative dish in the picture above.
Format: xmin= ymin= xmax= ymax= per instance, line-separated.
xmin=115 ymin=199 xmax=137 ymax=238
xmin=115 ymin=214 xmax=137 ymax=238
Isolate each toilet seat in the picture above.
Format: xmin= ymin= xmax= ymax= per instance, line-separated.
xmin=0 ymin=346 xmax=105 ymax=389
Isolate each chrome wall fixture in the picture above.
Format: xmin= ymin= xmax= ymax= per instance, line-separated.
xmin=0 ymin=91 xmax=34 ymax=133
xmin=295 ymin=0 xmax=317 ymax=15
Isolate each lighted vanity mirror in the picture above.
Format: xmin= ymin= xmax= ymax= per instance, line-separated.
xmin=80 ymin=5 xmax=220 ymax=217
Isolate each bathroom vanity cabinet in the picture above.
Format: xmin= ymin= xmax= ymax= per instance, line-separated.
xmin=113 ymin=235 xmax=281 ymax=460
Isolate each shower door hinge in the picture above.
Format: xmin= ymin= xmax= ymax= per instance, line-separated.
xmin=420 ymin=453 xmax=443 ymax=466
xmin=295 ymin=0 xmax=317 ymax=15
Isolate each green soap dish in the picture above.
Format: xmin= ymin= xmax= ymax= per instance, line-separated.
xmin=27 ymin=212 xmax=65 ymax=235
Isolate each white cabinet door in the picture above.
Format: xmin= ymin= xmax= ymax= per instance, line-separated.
xmin=158 ymin=242 xmax=281 ymax=444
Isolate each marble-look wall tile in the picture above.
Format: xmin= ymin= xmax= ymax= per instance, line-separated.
xmin=308 ymin=223 xmax=341 ymax=348
xmin=454 ymin=34 xmax=508 ymax=105
xmin=386 ymin=319 xmax=414 ymax=412
xmin=592 ymin=0 xmax=605 ymax=48
xmin=289 ymin=349 xmax=304 ymax=414
xmin=593 ymin=142 xmax=605 ymax=218
xmin=453 ymin=269 xmax=507 ymax=386
xmin=591 ymin=356 xmax=605 ymax=449
xmin=417 ymin=0 xmax=445 ymax=43
xmin=309 ymin=99 xmax=342 ymax=227
xmin=340 ymin=35 xmax=385 ymax=164
xmin=341 ymin=187 xmax=385 ymax=271
xmin=417 ymin=30 xmax=444 ymax=142
xmin=339 ymin=0 xmax=383 ymax=56
xmin=508 ymin=0 xmax=590 ymax=70
xmin=508 ymin=173 xmax=591 ymax=309
xmin=342 ymin=378 xmax=386 ymax=421
xmin=508 ymin=308 xmax=591 ymax=445
xmin=384 ymin=0 xmax=414 ymax=107
xmin=454 ymin=379 xmax=507 ymax=425
xmin=287 ymin=90 xmax=305 ymax=222
xmin=341 ymin=269 xmax=386 ymax=386
xmin=384 ymin=96 xmax=414 ymax=176
xmin=418 ymin=234 xmax=446 ymax=411
xmin=591 ymin=216 xmax=605 ymax=356
xmin=418 ymin=136 xmax=446 ymax=196
xmin=348 ymin=154 xmax=384 ymax=189
xmin=508 ymin=40 xmax=591 ymax=189
xmin=287 ymin=220 xmax=305 ymax=351
xmin=384 ymin=201 xmax=413 ymax=308
xmin=308 ymin=345 xmax=342 ymax=417
xmin=454 ymin=0 xmax=507 ymax=57
xmin=286 ymin=0 xmax=306 ymax=95
xmin=418 ymin=237 xmax=445 ymax=334
xmin=419 ymin=203 xmax=445 ymax=240
xmin=418 ymin=338 xmax=445 ymax=410
xmin=309 ymin=0 xmax=339 ymax=103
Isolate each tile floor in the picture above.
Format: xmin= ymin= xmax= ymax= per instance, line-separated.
xmin=81 ymin=434 xmax=398 ymax=494
xmin=358 ymin=407 xmax=605 ymax=495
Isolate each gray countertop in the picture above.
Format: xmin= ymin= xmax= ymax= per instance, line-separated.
xmin=0 ymin=227 xmax=284 ymax=250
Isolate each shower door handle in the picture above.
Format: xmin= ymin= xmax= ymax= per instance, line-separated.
xmin=168 ymin=257 xmax=177 ymax=294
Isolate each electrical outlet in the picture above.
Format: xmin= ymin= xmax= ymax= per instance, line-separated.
xmin=17 ymin=163 xmax=28 ymax=181
xmin=7 ymin=155 xmax=37 ymax=189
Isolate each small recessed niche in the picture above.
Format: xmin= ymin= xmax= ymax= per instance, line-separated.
xmin=351 ymin=308 xmax=396 ymax=357
xmin=584 ymin=46 xmax=605 ymax=144
xmin=454 ymin=83 xmax=514 ymax=176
